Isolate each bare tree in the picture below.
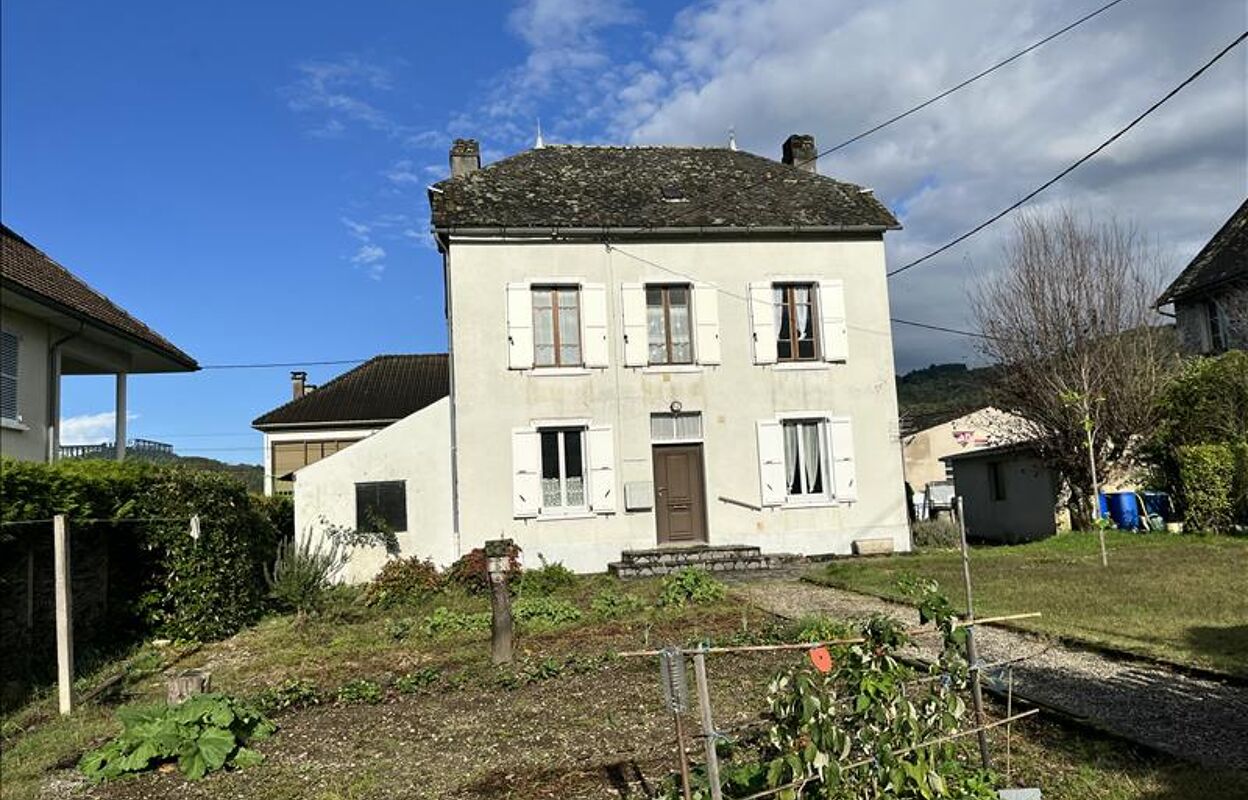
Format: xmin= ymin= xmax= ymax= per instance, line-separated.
xmin=971 ymin=209 xmax=1177 ymax=531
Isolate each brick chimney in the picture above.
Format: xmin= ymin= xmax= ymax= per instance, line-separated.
xmin=449 ymin=138 xmax=481 ymax=178
xmin=291 ymin=371 xmax=307 ymax=400
xmin=782 ymin=134 xmax=817 ymax=174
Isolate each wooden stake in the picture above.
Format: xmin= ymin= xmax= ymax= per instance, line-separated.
xmin=692 ymin=648 xmax=723 ymax=800
xmin=1087 ymin=425 xmax=1107 ymax=567
xmin=485 ymin=540 xmax=513 ymax=665
xmin=1006 ymin=666 xmax=1014 ymax=781
xmin=956 ymin=497 xmax=991 ymax=770
xmin=53 ymin=514 xmax=73 ymax=715
xmin=674 ymin=712 xmax=693 ymax=800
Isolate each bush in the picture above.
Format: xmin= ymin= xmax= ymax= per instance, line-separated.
xmin=252 ymin=678 xmax=321 ymax=716
xmin=395 ymin=667 xmax=440 ymax=694
xmin=910 ymin=518 xmax=960 ymax=549
xmin=265 ymin=536 xmax=346 ymax=614
xmin=384 ymin=617 xmax=416 ymax=641
xmin=446 ymin=543 xmax=522 ymax=593
xmin=789 ymin=615 xmax=853 ymax=643
xmin=1177 ymin=444 xmax=1236 ymax=532
xmin=517 ymin=556 xmax=578 ymax=597
xmin=658 ymin=568 xmax=726 ymax=607
xmin=513 ymin=596 xmax=583 ymax=629
xmin=421 ymin=606 xmax=491 ymax=636
xmin=589 ymin=588 xmax=647 ymax=619
xmin=364 ymin=557 xmax=443 ymax=608
xmin=79 ymin=693 xmax=273 ymax=782
xmin=335 ymin=679 xmax=383 ymax=705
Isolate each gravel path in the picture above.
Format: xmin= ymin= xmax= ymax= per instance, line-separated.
xmin=736 ymin=578 xmax=1248 ymax=771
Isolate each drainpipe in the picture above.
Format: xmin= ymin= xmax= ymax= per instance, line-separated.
xmin=46 ymin=324 xmax=82 ymax=463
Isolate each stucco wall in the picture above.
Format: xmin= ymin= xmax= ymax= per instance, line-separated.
xmin=0 ymin=307 xmax=51 ymax=462
xmin=951 ymin=453 xmax=1057 ymax=542
xmin=1174 ymin=282 xmax=1248 ymax=355
xmin=903 ymin=407 xmax=1021 ymax=491
xmin=446 ymin=237 xmax=910 ymax=573
xmin=293 ymin=398 xmax=453 ymax=583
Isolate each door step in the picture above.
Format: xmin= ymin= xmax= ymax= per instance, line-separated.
xmin=607 ymin=544 xmax=801 ymax=578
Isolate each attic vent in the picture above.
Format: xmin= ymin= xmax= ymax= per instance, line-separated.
xmin=660 ymin=184 xmax=688 ymax=203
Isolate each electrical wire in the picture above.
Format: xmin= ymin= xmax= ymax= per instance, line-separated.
xmin=198 ymin=358 xmax=368 ymax=370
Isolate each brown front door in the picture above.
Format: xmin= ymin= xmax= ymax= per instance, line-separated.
xmin=653 ymin=444 xmax=708 ymax=544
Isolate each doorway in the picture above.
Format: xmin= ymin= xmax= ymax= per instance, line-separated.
xmin=652 ymin=444 xmax=708 ymax=545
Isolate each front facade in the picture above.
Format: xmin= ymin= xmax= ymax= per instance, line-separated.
xmin=902 ymin=406 xmax=1022 ymax=493
xmin=1157 ymin=198 xmax=1247 ymax=355
xmin=432 ymin=137 xmax=911 ymax=572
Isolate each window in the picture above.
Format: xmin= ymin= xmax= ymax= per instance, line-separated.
xmin=532 ymin=285 xmax=582 ymax=367
xmin=774 ymin=283 xmax=819 ymax=361
xmin=650 ymin=412 xmax=703 ymax=441
xmin=355 ymin=481 xmax=407 ymax=533
xmin=646 ymin=285 xmax=693 ymax=364
xmin=783 ymin=419 xmax=828 ymax=499
xmin=540 ymin=427 xmax=586 ymax=509
xmin=1207 ymin=300 xmax=1228 ymax=353
xmin=0 ymin=331 xmax=17 ymax=422
xmin=987 ymin=462 xmax=1006 ymax=501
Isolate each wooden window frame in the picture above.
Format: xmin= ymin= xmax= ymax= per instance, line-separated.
xmin=775 ymin=283 xmax=820 ymax=362
xmin=532 ymin=284 xmax=583 ymax=368
xmin=539 ymin=426 xmax=588 ymax=511
xmin=646 ymin=284 xmax=694 ymax=365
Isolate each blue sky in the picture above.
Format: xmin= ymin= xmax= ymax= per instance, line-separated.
xmin=4 ymin=0 xmax=1244 ymax=463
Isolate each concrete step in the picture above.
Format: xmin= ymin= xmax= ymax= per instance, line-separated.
xmin=608 ymin=548 xmax=801 ymax=578
xmin=617 ymin=544 xmax=762 ymax=567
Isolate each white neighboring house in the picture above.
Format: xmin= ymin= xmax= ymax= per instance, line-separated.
xmin=426 ymin=135 xmax=912 ymax=574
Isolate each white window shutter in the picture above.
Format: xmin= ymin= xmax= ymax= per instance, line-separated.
xmin=582 ymin=283 xmax=609 ymax=368
xmin=693 ymin=283 xmax=721 ymax=365
xmin=756 ymin=419 xmax=786 ymax=506
xmin=511 ymin=428 xmax=541 ymax=518
xmin=587 ymin=425 xmax=616 ymax=513
xmin=749 ymin=281 xmax=777 ymax=364
xmin=829 ymin=416 xmax=857 ymax=502
xmin=620 ymin=283 xmax=648 ymax=366
xmin=505 ymin=283 xmax=534 ymax=370
xmin=819 ymin=279 xmax=848 ymax=362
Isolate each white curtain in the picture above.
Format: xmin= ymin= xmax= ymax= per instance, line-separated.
xmin=802 ymin=422 xmax=822 ymax=494
xmin=772 ymin=287 xmax=784 ymax=338
xmin=784 ymin=422 xmax=800 ymax=494
xmin=795 ymin=288 xmax=810 ymax=340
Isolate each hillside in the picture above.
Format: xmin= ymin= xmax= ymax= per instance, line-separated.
xmin=895 ymin=362 xmax=995 ymax=431
xmin=60 ymin=450 xmax=264 ymax=493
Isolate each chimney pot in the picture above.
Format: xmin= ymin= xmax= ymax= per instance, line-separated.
xmin=291 ymin=371 xmax=307 ymax=400
xmin=450 ymin=138 xmax=481 ymax=178
xmin=782 ymin=134 xmax=818 ymax=174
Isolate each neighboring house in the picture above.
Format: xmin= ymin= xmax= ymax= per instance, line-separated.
xmin=902 ymin=406 xmax=1021 ymax=492
xmin=423 ymin=135 xmax=911 ymax=573
xmin=1156 ymin=198 xmax=1247 ymax=355
xmin=943 ymin=442 xmax=1058 ymax=543
xmin=1 ymin=224 xmax=197 ymax=463
xmin=251 ymin=355 xmax=448 ymax=496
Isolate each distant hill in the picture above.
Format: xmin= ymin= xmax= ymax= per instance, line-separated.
xmin=60 ymin=450 xmax=264 ymax=494
xmin=896 ymin=363 xmax=995 ymax=432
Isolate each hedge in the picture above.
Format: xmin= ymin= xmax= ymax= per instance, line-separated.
xmin=1175 ymin=444 xmax=1235 ymax=533
xmin=1 ymin=458 xmax=284 ymax=643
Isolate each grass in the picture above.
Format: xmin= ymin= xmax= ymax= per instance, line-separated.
xmin=3 ymin=567 xmax=1246 ymax=799
xmin=811 ymin=530 xmax=1248 ymax=677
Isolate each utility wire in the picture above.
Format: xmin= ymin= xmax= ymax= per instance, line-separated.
xmin=199 ymin=358 xmax=368 ymax=370
xmin=891 ymin=318 xmax=994 ymax=340
xmin=887 ymin=30 xmax=1248 ymax=278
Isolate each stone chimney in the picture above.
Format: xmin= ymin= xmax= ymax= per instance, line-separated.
xmin=782 ymin=134 xmax=817 ymax=174
xmin=449 ymin=138 xmax=481 ymax=178
xmin=291 ymin=371 xmax=307 ymax=400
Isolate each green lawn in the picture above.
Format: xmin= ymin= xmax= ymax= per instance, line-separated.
xmin=812 ymin=531 xmax=1248 ymax=677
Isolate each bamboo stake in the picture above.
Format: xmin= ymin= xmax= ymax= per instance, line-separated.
xmin=674 ymin=712 xmax=693 ymax=800
xmin=691 ymin=648 xmax=723 ymax=800
xmin=1006 ymin=666 xmax=1014 ymax=781
xmin=957 ymin=496 xmax=992 ymax=770
xmin=53 ymin=515 xmax=74 ymax=715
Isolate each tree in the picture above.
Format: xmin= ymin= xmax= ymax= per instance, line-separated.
xmin=970 ymin=209 xmax=1177 ymax=530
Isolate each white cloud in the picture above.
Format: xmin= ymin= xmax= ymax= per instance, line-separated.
xmin=351 ymin=243 xmax=386 ymax=265
xmin=60 ymin=411 xmax=138 ymax=446
xmin=283 ymin=56 xmax=408 ymax=139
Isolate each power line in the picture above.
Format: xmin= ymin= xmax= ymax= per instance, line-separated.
xmin=891 ymin=318 xmax=994 ymax=340
xmin=628 ymin=0 xmax=1132 ymax=233
xmin=887 ymin=30 xmax=1247 ymax=279
xmin=198 ymin=358 xmax=368 ymax=370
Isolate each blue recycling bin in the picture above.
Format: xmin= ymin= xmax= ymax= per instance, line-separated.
xmin=1105 ymin=491 xmax=1142 ymax=531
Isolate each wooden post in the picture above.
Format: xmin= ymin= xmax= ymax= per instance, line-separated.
xmin=1087 ymin=425 xmax=1107 ymax=567
xmin=673 ymin=713 xmax=693 ymax=800
xmin=167 ymin=670 xmax=212 ymax=704
xmin=485 ymin=539 xmax=513 ymax=665
xmin=53 ymin=514 xmax=74 ymax=715
xmin=692 ymin=648 xmax=723 ymax=800
xmin=956 ymin=497 xmax=991 ymax=770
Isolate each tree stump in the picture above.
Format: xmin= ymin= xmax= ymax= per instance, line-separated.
xmin=167 ymin=670 xmax=212 ymax=704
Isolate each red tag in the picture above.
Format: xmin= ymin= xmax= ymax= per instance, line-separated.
xmin=808 ymin=646 xmax=833 ymax=673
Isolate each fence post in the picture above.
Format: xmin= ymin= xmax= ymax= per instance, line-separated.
xmin=956 ymin=497 xmax=991 ymax=770
xmin=53 ymin=514 xmax=74 ymax=715
xmin=692 ymin=647 xmax=723 ymax=800
xmin=485 ymin=539 xmax=513 ymax=665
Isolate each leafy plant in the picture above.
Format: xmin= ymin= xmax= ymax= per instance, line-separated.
xmin=658 ymin=567 xmax=726 ymax=607
xmin=910 ymin=518 xmax=961 ymax=549
xmin=335 ymin=679 xmax=383 ymax=705
xmin=395 ymin=667 xmax=440 ymax=694
xmin=790 ymin=614 xmax=853 ymax=643
xmin=323 ymin=519 xmax=399 ymax=557
xmin=512 ymin=596 xmax=583 ymax=629
xmin=364 ymin=557 xmax=444 ymax=608
xmin=264 ymin=535 xmax=346 ymax=614
xmin=589 ymin=588 xmax=646 ymax=619
xmin=445 ymin=542 xmax=521 ymax=594
xmin=421 ymin=606 xmax=491 ymax=636
xmin=79 ymin=693 xmax=273 ymax=782
xmin=1177 ymin=444 xmax=1236 ymax=532
xmin=384 ymin=617 xmax=416 ymax=641
xmin=517 ymin=556 xmax=578 ymax=597
xmin=497 ymin=657 xmax=566 ymax=689
xmin=252 ymin=678 xmax=321 ymax=716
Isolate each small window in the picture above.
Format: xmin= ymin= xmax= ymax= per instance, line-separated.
xmin=646 ymin=285 xmax=693 ymax=364
xmin=1207 ymin=300 xmax=1228 ymax=353
xmin=532 ymin=285 xmax=582 ymax=367
xmin=0 ymin=330 xmax=17 ymax=422
xmin=987 ymin=462 xmax=1006 ymax=502
xmin=650 ymin=412 xmax=703 ymax=442
xmin=783 ymin=419 xmax=828 ymax=499
xmin=540 ymin=427 xmax=586 ymax=510
xmin=774 ymin=284 xmax=819 ymax=361
xmin=356 ymin=481 xmax=407 ymax=533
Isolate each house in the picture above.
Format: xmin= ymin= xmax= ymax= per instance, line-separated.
xmin=1156 ymin=198 xmax=1246 ymax=354
xmin=1 ymin=224 xmax=197 ymax=463
xmin=943 ymin=442 xmax=1058 ymax=542
xmin=419 ymin=134 xmax=911 ymax=574
xmin=251 ymin=355 xmax=448 ymax=496
xmin=902 ymin=406 xmax=1021 ymax=501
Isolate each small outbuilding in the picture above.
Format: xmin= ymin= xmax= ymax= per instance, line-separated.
xmin=943 ymin=442 xmax=1058 ymax=543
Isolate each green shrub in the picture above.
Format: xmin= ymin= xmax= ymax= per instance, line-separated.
xmin=658 ymin=567 xmax=726 ymax=607
xmin=384 ymin=617 xmax=416 ymax=641
xmin=79 ymin=693 xmax=273 ymax=782
xmin=421 ymin=606 xmax=491 ymax=636
xmin=910 ymin=518 xmax=960 ymax=549
xmin=445 ymin=542 xmax=521 ymax=593
xmin=265 ymin=536 xmax=345 ymax=614
xmin=790 ymin=615 xmax=853 ymax=643
xmin=252 ymin=678 xmax=321 ymax=716
xmin=335 ymin=679 xmax=383 ymax=705
xmin=589 ymin=588 xmax=647 ymax=619
xmin=1177 ymin=444 xmax=1235 ymax=532
xmin=364 ymin=556 xmax=444 ymax=608
xmin=513 ymin=596 xmax=583 ymax=629
xmin=395 ymin=667 xmax=440 ymax=694
xmin=517 ymin=556 xmax=578 ymax=597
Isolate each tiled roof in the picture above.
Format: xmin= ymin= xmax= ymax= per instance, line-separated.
xmin=429 ymin=145 xmax=899 ymax=231
xmin=1 ymin=224 xmax=197 ymax=368
xmin=1157 ymin=198 xmax=1248 ymax=305
xmin=252 ymin=354 xmax=449 ymax=429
